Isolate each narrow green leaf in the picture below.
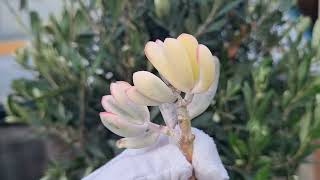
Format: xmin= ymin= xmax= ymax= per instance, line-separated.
xmin=29 ymin=11 xmax=41 ymax=34
xmin=243 ymin=82 xmax=253 ymax=117
xmin=216 ymin=0 xmax=242 ymax=17
xmin=312 ymin=18 xmax=320 ymax=49
xmin=206 ymin=18 xmax=227 ymax=32
xmin=254 ymin=165 xmax=270 ymax=180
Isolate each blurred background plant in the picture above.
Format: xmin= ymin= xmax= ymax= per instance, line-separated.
xmin=3 ymin=0 xmax=320 ymax=179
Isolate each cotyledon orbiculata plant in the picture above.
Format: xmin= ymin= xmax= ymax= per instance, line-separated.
xmin=100 ymin=33 xmax=220 ymax=170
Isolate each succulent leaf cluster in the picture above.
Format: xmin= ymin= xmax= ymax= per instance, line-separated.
xmin=100 ymin=34 xmax=220 ymax=148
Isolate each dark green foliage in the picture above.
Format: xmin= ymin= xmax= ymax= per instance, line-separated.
xmin=5 ymin=0 xmax=320 ymax=179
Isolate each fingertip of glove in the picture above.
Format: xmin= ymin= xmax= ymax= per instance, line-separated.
xmin=191 ymin=127 xmax=229 ymax=180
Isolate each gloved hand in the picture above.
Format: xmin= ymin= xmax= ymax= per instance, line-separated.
xmin=83 ymin=128 xmax=229 ymax=180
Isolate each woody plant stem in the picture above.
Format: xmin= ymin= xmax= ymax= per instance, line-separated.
xmin=177 ymin=94 xmax=196 ymax=180
xmin=163 ymin=77 xmax=196 ymax=179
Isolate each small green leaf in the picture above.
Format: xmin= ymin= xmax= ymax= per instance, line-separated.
xmin=312 ymin=18 xmax=320 ymax=49
xmin=254 ymin=165 xmax=270 ymax=180
xmin=243 ymin=82 xmax=253 ymax=116
xmin=206 ymin=18 xmax=227 ymax=32
xmin=256 ymin=91 xmax=273 ymax=118
xmin=29 ymin=11 xmax=41 ymax=34
xmin=216 ymin=0 xmax=242 ymax=17
xmin=154 ymin=0 xmax=170 ymax=18
xmin=228 ymin=132 xmax=248 ymax=158
xmin=297 ymin=58 xmax=310 ymax=88
xmin=299 ymin=110 xmax=311 ymax=142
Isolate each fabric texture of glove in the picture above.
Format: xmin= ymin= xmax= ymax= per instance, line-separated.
xmin=83 ymin=128 xmax=229 ymax=180
xmin=191 ymin=128 xmax=229 ymax=180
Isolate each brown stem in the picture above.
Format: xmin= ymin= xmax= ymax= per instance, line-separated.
xmin=177 ymin=104 xmax=196 ymax=180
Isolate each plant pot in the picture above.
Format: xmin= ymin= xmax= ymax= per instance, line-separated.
xmin=0 ymin=123 xmax=47 ymax=180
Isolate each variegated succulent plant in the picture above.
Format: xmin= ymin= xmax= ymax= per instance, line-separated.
xmin=100 ymin=33 xmax=220 ymax=164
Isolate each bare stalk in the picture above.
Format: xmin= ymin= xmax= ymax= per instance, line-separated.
xmin=160 ymin=77 xmax=196 ymax=179
xmin=177 ymin=100 xmax=196 ymax=180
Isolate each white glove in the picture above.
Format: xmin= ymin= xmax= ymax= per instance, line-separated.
xmin=191 ymin=128 xmax=228 ymax=180
xmin=83 ymin=128 xmax=229 ymax=180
